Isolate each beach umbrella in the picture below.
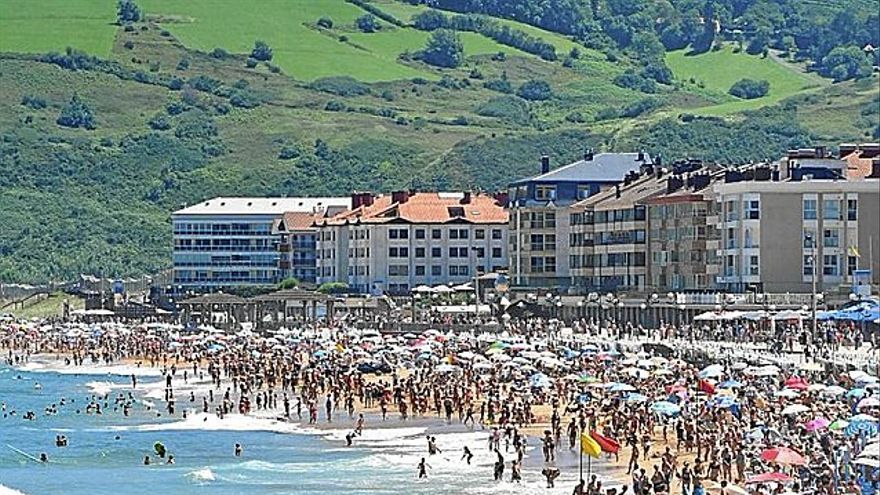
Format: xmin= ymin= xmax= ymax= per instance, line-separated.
xmin=718 ymin=379 xmax=744 ymax=389
xmin=710 ymin=396 xmax=738 ymax=409
xmin=807 ymin=384 xmax=827 ymax=392
xmin=775 ymin=389 xmax=800 ymax=399
xmin=823 ymin=385 xmax=847 ymax=396
xmin=857 ymin=397 xmax=880 ymax=410
xmin=650 ymin=401 xmax=681 ymax=416
xmin=473 ymin=362 xmax=493 ymax=370
xmin=490 ymin=353 xmax=511 ymax=362
xmin=746 ymin=427 xmax=783 ymax=442
xmin=845 ymin=415 xmax=879 ymax=437
xmin=699 ymin=364 xmax=725 ymax=378
xmin=745 ymin=472 xmax=792 ymax=484
xmin=848 ymin=388 xmax=868 ymax=398
xmin=457 ymin=351 xmax=476 ymax=360
xmin=853 ymin=457 xmax=880 ymax=468
xmin=435 ymin=364 xmax=459 ymax=373
xmin=805 ymin=417 xmax=830 ymax=432
xmin=624 ymin=393 xmax=649 ymax=402
xmin=829 ymin=419 xmax=850 ymax=431
xmin=781 ymin=404 xmax=810 ymax=415
xmin=761 ymin=447 xmax=806 ymax=466
xmin=799 ymin=362 xmax=824 ymax=372
xmin=576 ymin=373 xmax=598 ymax=384
xmin=608 ymin=382 xmax=637 ymax=392
xmin=529 ymin=373 xmax=552 ymax=388
xmin=784 ymin=376 xmax=810 ymax=390
xmin=623 ymin=367 xmax=650 ymax=379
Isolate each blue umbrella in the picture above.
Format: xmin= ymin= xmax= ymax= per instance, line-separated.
xmin=624 ymin=392 xmax=649 ymax=402
xmin=650 ymin=400 xmax=681 ymax=416
xmin=845 ymin=419 xmax=879 ymax=438
xmin=609 ymin=382 xmax=637 ymax=392
xmin=847 ymin=388 xmax=868 ymax=398
xmin=529 ymin=373 xmax=552 ymax=388
xmin=710 ymin=396 xmax=738 ymax=409
xmin=718 ymin=379 xmax=744 ymax=389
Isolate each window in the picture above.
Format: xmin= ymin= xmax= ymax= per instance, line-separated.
xmin=726 ymin=228 xmax=736 ymax=249
xmin=749 ymin=255 xmax=759 ymax=276
xmin=529 ymin=211 xmax=556 ymax=229
xmin=535 ymin=185 xmax=556 ymax=201
xmin=744 ymin=228 xmax=755 ymax=248
xmin=459 ymin=229 xmax=469 ymax=239
xmin=431 ymin=229 xmax=442 ymax=240
xmin=475 ymin=229 xmax=485 ymax=240
xmin=415 ymin=247 xmax=425 ymax=258
xmin=388 ymin=265 xmax=409 ymax=276
xmin=492 ymin=247 xmax=502 ymax=258
xmin=474 ymin=247 xmax=485 ymax=258
xmin=431 ymin=265 xmax=442 ymax=276
xmin=823 ymin=229 xmax=839 ymax=248
xmin=823 ymin=199 xmax=841 ymax=220
xmin=388 ymin=247 xmax=409 ymax=257
xmin=743 ymin=200 xmax=760 ymax=220
xmin=577 ymin=184 xmax=590 ymax=199
xmin=415 ymin=229 xmax=425 ymax=240
xmin=803 ymin=229 xmax=816 ymax=248
xmin=848 ymin=255 xmax=858 ymax=276
xmin=847 ymin=199 xmax=858 ymax=221
xmin=544 ymin=256 xmax=556 ymax=273
xmin=492 ymin=229 xmax=502 ymax=240
xmin=450 ymin=229 xmax=458 ymax=240
xmin=431 ymin=247 xmax=442 ymax=258
xmin=803 ymin=199 xmax=817 ymax=220
xmin=804 ymin=256 xmax=813 ymax=276
xmin=449 ymin=247 xmax=458 ymax=258
xmin=388 ymin=228 xmax=408 ymax=239
xmin=725 ymin=200 xmax=739 ymax=221
xmin=449 ymin=266 xmax=458 ymax=276
xmin=823 ymin=254 xmax=839 ymax=276
xmin=458 ymin=266 xmax=469 ymax=276
xmin=415 ymin=265 xmax=425 ymax=276
xmin=530 ymin=256 xmax=545 ymax=273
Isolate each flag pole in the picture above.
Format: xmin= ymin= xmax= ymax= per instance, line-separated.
xmin=579 ymin=423 xmax=583 ymax=482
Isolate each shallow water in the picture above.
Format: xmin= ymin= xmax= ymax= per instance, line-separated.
xmin=0 ymin=363 xmax=614 ymax=494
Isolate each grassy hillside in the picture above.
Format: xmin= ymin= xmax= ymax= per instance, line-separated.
xmin=0 ymin=0 xmax=876 ymax=282
xmin=667 ymin=45 xmax=826 ymax=115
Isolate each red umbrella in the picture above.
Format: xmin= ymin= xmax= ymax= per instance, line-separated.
xmin=745 ymin=472 xmax=792 ymax=484
xmin=760 ymin=446 xmax=806 ymax=466
xmin=784 ymin=375 xmax=809 ymax=391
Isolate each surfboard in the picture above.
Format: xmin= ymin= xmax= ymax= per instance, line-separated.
xmin=6 ymin=444 xmax=45 ymax=464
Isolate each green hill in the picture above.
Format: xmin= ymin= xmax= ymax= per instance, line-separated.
xmin=0 ymin=0 xmax=877 ymax=282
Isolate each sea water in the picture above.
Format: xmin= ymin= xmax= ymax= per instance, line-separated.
xmin=0 ymin=363 xmax=608 ymax=494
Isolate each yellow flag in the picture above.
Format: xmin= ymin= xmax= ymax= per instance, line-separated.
xmin=849 ymin=246 xmax=861 ymax=258
xmin=335 ymin=342 xmax=345 ymax=353
xmin=580 ymin=432 xmax=601 ymax=458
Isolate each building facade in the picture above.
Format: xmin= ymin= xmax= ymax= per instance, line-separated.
xmin=507 ymin=151 xmax=654 ymax=289
xmin=172 ymin=197 xmax=350 ymax=291
xmin=714 ymin=175 xmax=880 ymax=293
xmin=273 ymin=212 xmax=322 ymax=285
xmin=315 ymin=192 xmax=508 ymax=295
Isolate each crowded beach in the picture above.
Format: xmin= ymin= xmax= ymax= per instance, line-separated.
xmin=1 ymin=299 xmax=879 ymax=495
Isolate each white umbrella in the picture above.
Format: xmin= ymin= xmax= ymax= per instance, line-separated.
xmin=781 ymin=404 xmax=810 ymax=415
xmin=853 ymin=457 xmax=880 ymax=467
xmin=413 ymin=285 xmax=434 ymax=293
xmin=432 ymin=284 xmax=455 ymax=293
xmin=693 ymin=311 xmax=718 ymax=321
xmin=799 ymin=362 xmax=824 ymax=372
xmin=823 ymin=385 xmax=847 ymax=396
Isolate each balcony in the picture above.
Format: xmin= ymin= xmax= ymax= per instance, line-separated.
xmin=278 ymin=244 xmax=291 ymax=252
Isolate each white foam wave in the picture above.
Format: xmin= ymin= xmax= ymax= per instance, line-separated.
xmin=110 ymin=412 xmax=308 ymax=434
xmin=0 ymin=484 xmax=28 ymax=495
xmin=187 ymin=468 xmax=215 ymax=482
xmin=18 ymin=361 xmax=162 ymax=377
xmin=85 ymin=381 xmax=116 ymax=396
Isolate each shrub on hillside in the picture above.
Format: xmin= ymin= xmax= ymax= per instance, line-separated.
xmin=148 ymin=114 xmax=171 ymax=130
xmin=613 ymin=70 xmax=657 ymax=93
xmin=516 ymin=80 xmax=552 ymax=101
xmin=21 ymin=95 xmax=47 ymax=110
xmin=310 ymin=76 xmax=370 ymax=96
xmin=229 ymin=89 xmax=261 ymax=109
xmin=117 ymin=0 xmax=141 ymax=23
xmin=317 ymin=17 xmax=333 ymax=29
xmin=476 ymin=96 xmax=531 ymax=124
xmin=245 ymin=57 xmax=258 ymax=68
xmin=251 ymin=40 xmax=273 ymax=61
xmin=211 ymin=47 xmax=229 ymax=59
xmin=57 ymin=95 xmax=95 ymax=129
xmin=483 ymin=77 xmax=513 ymax=94
xmin=419 ymin=29 xmax=464 ymax=68
xmin=356 ymin=14 xmax=379 ymax=33
xmin=188 ymin=75 xmax=222 ymax=93
xmin=728 ymin=78 xmax=769 ymax=99
xmin=174 ymin=111 xmax=217 ymax=139
xmin=620 ymin=97 xmax=660 ymax=117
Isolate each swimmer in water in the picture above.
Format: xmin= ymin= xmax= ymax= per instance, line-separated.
xmin=234 ymin=443 xmax=243 ymax=457
xmin=417 ymin=457 xmax=430 ymax=479
xmin=144 ymin=455 xmax=151 ymax=465
xmin=39 ymin=453 xmax=48 ymax=463
xmin=167 ymin=455 xmax=175 ymax=464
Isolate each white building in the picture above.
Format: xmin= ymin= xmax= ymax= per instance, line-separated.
xmin=315 ymin=192 xmax=509 ymax=295
xmin=172 ymin=197 xmax=350 ymax=291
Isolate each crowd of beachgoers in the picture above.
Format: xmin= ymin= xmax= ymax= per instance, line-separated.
xmin=1 ymin=311 xmax=879 ymax=495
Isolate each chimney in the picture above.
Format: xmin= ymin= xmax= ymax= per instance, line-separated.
xmin=584 ymin=148 xmax=594 ymax=161
xmin=460 ymin=192 xmax=472 ymax=204
xmin=692 ymin=173 xmax=711 ymax=191
xmin=666 ymin=176 xmax=684 ymax=194
xmin=493 ymin=191 xmax=509 ymax=206
xmin=391 ymin=190 xmax=410 ymax=204
xmin=814 ymin=145 xmax=826 ymax=158
xmin=351 ymin=192 xmax=374 ymax=209
xmin=637 ymin=150 xmax=645 ymax=162
xmin=870 ymin=160 xmax=880 ymax=178
xmin=754 ymin=167 xmax=771 ymax=181
xmin=540 ymin=155 xmax=550 ymax=174
xmin=615 ymin=184 xmax=621 ymax=199
xmin=654 ymin=154 xmax=662 ymax=168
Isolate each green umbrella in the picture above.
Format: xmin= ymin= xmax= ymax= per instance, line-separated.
xmin=829 ymin=419 xmax=849 ymax=431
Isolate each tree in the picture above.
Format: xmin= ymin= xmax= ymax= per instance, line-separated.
xmin=317 ymin=16 xmax=333 ymax=29
xmin=278 ymin=277 xmax=300 ymax=289
xmin=516 ymin=79 xmax=553 ymax=101
xmin=117 ymin=0 xmax=141 ymax=23
xmin=728 ymin=78 xmax=770 ymax=99
xmin=57 ymin=95 xmax=96 ymax=129
xmin=317 ymin=282 xmax=349 ymax=294
xmin=413 ymin=10 xmax=447 ymax=30
xmin=420 ymin=29 xmax=464 ymax=68
xmin=821 ymin=46 xmax=873 ymax=81
xmin=251 ymin=40 xmax=273 ymax=61
xmin=356 ymin=14 xmax=379 ymax=33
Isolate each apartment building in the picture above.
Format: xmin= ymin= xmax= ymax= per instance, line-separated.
xmin=272 ymin=212 xmax=322 ymax=284
xmin=714 ymin=167 xmax=880 ymax=293
xmin=568 ymin=171 xmax=665 ymax=291
xmin=314 ymin=192 xmax=508 ymax=295
xmin=507 ymin=151 xmax=654 ymax=289
xmin=172 ymin=197 xmax=350 ymax=291
xmin=645 ymin=170 xmax=722 ymax=292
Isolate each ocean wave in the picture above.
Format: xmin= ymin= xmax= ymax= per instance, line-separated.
xmin=0 ymin=484 xmax=28 ymax=495
xmin=17 ymin=361 xmax=162 ymax=377
xmin=85 ymin=381 xmax=116 ymax=396
xmin=108 ymin=412 xmax=309 ymax=434
xmin=187 ymin=468 xmax=216 ymax=482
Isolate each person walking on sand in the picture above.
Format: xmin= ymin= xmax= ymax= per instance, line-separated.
xmin=462 ymin=446 xmax=473 ymax=465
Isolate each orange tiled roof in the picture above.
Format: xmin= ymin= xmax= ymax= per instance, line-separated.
xmin=277 ymin=211 xmax=321 ymax=231
xmin=322 ymin=192 xmax=508 ymax=225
